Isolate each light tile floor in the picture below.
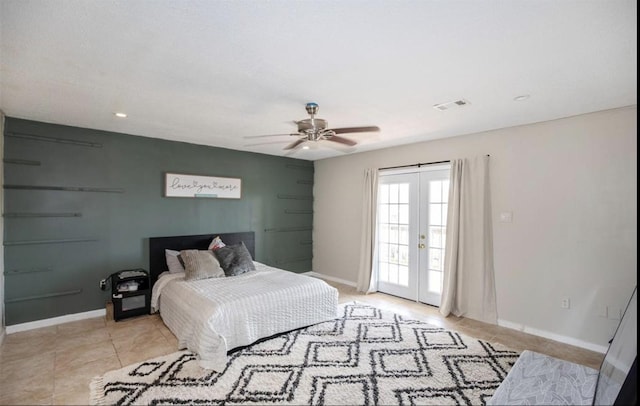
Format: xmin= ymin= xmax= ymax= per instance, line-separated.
xmin=0 ymin=281 xmax=605 ymax=405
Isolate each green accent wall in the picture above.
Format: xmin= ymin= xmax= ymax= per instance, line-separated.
xmin=3 ymin=118 xmax=314 ymax=325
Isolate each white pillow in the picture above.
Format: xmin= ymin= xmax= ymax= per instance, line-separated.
xmin=208 ymin=236 xmax=227 ymax=251
xmin=165 ymin=249 xmax=185 ymax=273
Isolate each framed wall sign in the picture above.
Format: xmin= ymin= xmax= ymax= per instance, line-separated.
xmin=164 ymin=173 xmax=241 ymax=199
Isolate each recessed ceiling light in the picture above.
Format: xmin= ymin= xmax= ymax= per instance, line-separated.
xmin=114 ymin=112 xmax=128 ymax=118
xmin=513 ymin=95 xmax=530 ymax=102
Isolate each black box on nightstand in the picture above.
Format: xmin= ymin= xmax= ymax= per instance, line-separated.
xmin=111 ymin=269 xmax=150 ymax=321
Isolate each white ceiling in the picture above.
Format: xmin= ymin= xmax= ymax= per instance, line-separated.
xmin=0 ymin=0 xmax=637 ymax=161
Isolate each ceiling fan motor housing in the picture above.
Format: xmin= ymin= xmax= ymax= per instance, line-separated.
xmin=297 ymin=118 xmax=328 ymax=132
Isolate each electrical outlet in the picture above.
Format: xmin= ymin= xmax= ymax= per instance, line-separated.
xmin=100 ymin=279 xmax=107 ymax=290
xmin=561 ymin=298 xmax=570 ymax=309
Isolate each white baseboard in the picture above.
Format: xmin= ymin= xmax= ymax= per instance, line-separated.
xmin=6 ymin=309 xmax=106 ymax=335
xmin=304 ymin=271 xmax=357 ymax=287
xmin=1 ymin=285 xmax=609 ymax=355
xmin=303 ymin=272 xmax=607 ymax=354
xmin=304 ymin=272 xmax=607 ymax=354
xmin=498 ymin=319 xmax=608 ymax=354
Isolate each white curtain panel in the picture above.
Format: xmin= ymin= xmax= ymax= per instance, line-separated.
xmin=356 ymin=168 xmax=379 ymax=293
xmin=440 ymin=155 xmax=498 ymax=324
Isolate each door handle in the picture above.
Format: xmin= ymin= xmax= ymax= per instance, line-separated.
xmin=418 ymin=243 xmax=426 ymax=249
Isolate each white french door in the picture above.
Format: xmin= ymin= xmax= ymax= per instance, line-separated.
xmin=376 ymin=173 xmax=418 ymax=299
xmin=376 ymin=166 xmax=450 ymax=306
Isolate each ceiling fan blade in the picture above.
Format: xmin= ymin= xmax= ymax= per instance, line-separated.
xmin=244 ymin=140 xmax=291 ymax=147
xmin=244 ymin=133 xmax=298 ymax=139
xmin=331 ymin=126 xmax=380 ymax=134
xmin=326 ymin=134 xmax=357 ymax=146
xmin=317 ymin=140 xmax=356 ymax=153
xmin=283 ymin=138 xmax=306 ymax=150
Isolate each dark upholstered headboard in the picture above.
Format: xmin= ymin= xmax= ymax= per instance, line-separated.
xmin=148 ymin=231 xmax=255 ymax=287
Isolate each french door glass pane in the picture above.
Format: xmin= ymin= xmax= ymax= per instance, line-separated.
xmin=390 ymin=205 xmax=399 ymax=223
xmin=379 ymin=262 xmax=388 ymax=282
xmin=389 ymin=184 xmax=399 ymax=204
xmin=399 ymin=225 xmax=409 ymax=244
xmin=380 ymin=184 xmax=389 ymax=204
xmin=429 ymin=180 xmax=448 ymax=203
xmin=426 ymin=181 xmax=447 ymax=299
xmin=379 ymin=204 xmax=389 ymax=224
xmin=428 ymin=271 xmax=442 ymax=293
xmin=377 ymin=181 xmax=411 ymax=287
xmin=429 ymin=203 xmax=442 ymax=226
xmin=442 ymin=203 xmax=448 ymax=226
xmin=399 ymin=245 xmax=409 ymax=265
xmin=430 ymin=181 xmax=442 ymax=202
xmin=389 ymin=225 xmax=398 ymax=244
xmin=399 ymin=184 xmax=409 ymax=203
xmin=379 ymin=243 xmax=389 ymax=261
xmin=429 ymin=226 xmax=443 ymax=248
xmin=389 ymin=264 xmax=398 ymax=284
xmin=389 ymin=244 xmax=399 ymax=262
xmin=379 ymin=223 xmax=389 ymax=243
xmin=429 ymin=248 xmax=442 ymax=270
xmin=398 ymin=266 xmax=409 ymax=286
xmin=399 ymin=204 xmax=409 ymax=223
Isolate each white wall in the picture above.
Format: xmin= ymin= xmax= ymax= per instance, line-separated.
xmin=313 ymin=106 xmax=637 ymax=350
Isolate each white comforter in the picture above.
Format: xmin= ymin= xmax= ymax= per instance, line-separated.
xmin=151 ymin=262 xmax=339 ymax=371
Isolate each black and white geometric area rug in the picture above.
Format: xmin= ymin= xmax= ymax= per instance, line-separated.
xmin=90 ymin=303 xmax=520 ymax=405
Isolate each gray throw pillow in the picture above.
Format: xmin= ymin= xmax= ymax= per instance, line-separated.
xmin=213 ymin=241 xmax=256 ymax=277
xmin=179 ymin=249 xmax=224 ymax=281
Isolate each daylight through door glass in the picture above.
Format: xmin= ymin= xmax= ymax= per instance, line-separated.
xmin=378 ymin=182 xmax=410 ymax=286
xmin=427 ymin=179 xmax=449 ymax=294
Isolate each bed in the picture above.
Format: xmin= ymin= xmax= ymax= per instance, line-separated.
xmin=148 ymin=231 xmax=339 ymax=371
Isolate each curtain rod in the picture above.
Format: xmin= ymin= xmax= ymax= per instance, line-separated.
xmin=380 ymin=160 xmax=449 ymax=171
xmin=379 ymin=155 xmax=490 ymax=171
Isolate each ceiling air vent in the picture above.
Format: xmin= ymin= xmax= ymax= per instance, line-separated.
xmin=433 ymin=99 xmax=471 ymax=111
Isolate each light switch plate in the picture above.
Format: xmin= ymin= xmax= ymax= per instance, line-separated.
xmin=500 ymin=212 xmax=513 ymax=222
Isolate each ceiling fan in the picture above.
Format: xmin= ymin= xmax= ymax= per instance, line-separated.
xmin=245 ymin=102 xmax=380 ymax=152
